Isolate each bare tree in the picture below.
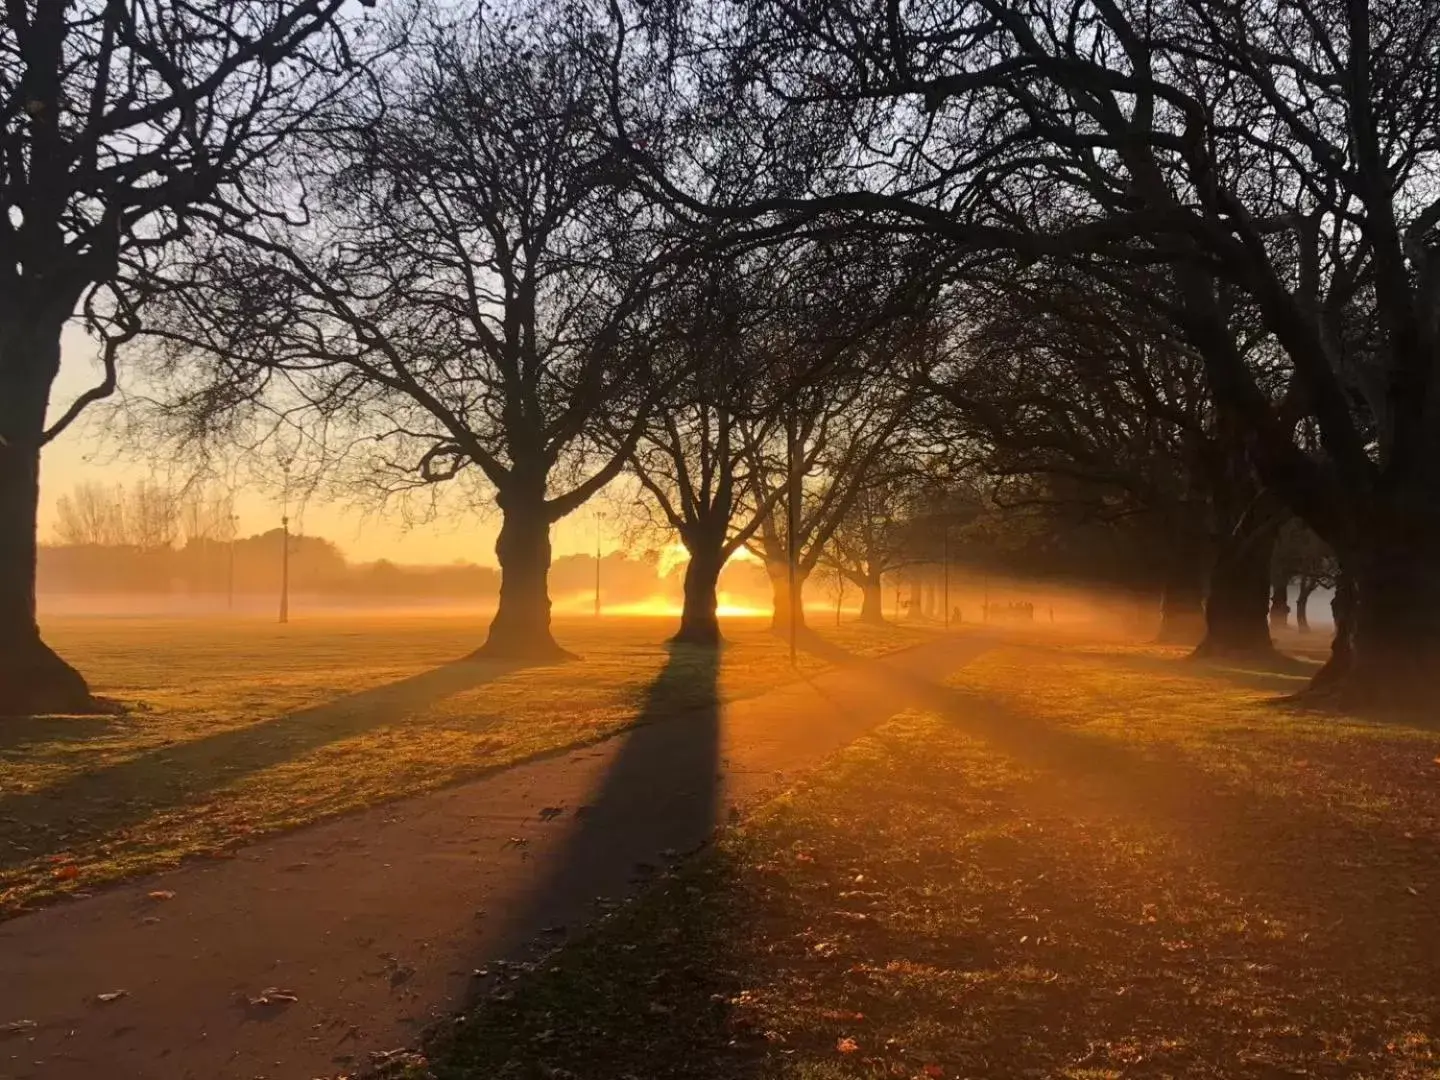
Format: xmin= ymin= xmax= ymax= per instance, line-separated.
xmin=142 ymin=1 xmax=692 ymax=659
xmin=53 ymin=482 xmax=126 ymax=548
xmin=626 ymin=255 xmax=785 ymax=646
xmin=745 ymin=366 xmax=923 ymax=631
xmin=648 ymin=0 xmax=1440 ymax=704
xmin=823 ymin=462 xmax=924 ymax=624
xmin=0 ymin=0 xmax=361 ymax=713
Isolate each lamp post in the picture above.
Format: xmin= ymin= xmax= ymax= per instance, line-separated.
xmin=279 ymin=463 xmax=291 ymax=625
xmin=942 ymin=524 xmax=951 ymax=630
xmin=785 ymin=408 xmax=799 ymax=667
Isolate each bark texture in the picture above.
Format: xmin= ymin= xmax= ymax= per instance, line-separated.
xmin=857 ymin=575 xmax=885 ymax=624
xmin=475 ymin=490 xmax=568 ymax=660
xmin=0 ymin=319 xmax=100 ymax=715
xmin=673 ymin=536 xmax=725 ymax=647
xmin=1193 ymin=523 xmax=1277 ymax=659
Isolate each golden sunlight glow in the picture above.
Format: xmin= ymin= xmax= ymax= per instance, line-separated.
xmin=655 ymin=542 xmax=690 ymax=578
xmin=603 ymin=595 xmax=771 ymax=619
xmin=654 ymin=541 xmax=761 ymax=580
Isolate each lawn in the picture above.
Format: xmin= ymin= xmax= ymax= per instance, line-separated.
xmin=0 ymin=613 xmax=929 ymax=915
xmin=419 ymin=637 xmax=1440 ymax=1079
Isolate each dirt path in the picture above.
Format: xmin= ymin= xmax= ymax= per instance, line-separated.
xmin=0 ymin=633 xmax=990 ymax=1080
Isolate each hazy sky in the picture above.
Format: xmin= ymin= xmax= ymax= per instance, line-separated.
xmin=43 ymin=327 xmax=624 ymax=565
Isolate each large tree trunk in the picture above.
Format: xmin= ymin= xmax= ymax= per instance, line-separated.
xmin=0 ymin=321 xmax=99 ymax=716
xmin=1193 ymin=523 xmax=1277 ymax=659
xmin=858 ymin=573 xmax=885 ymax=624
xmin=673 ymin=534 xmax=725 ymax=647
xmin=1155 ymin=541 xmax=1206 ymax=645
xmin=475 ymin=486 xmax=567 ymax=660
xmin=1322 ymin=528 xmax=1440 ymax=705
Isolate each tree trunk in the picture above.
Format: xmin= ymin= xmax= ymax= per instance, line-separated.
xmin=907 ymin=578 xmax=922 ymax=620
xmin=475 ymin=487 xmax=567 ymax=660
xmin=1268 ymin=574 xmax=1291 ymax=632
xmin=1193 ymin=523 xmax=1277 ymax=659
xmin=858 ymin=574 xmax=885 ymax=624
xmin=1309 ymin=568 xmax=1354 ymax=687
xmin=1155 ymin=546 xmax=1206 ymax=645
xmin=767 ymin=560 xmax=807 ymax=633
xmin=1321 ymin=531 xmax=1440 ymax=705
xmin=1295 ymin=577 xmax=1316 ymax=633
xmin=0 ymin=320 xmax=99 ymax=716
xmin=673 ymin=534 xmax=725 ymax=647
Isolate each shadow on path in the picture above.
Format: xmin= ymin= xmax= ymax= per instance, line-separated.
xmin=0 ymin=656 xmax=526 ymax=867
xmin=486 ymin=641 xmax=722 ymax=954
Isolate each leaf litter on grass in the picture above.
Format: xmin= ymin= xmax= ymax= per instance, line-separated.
xmin=410 ymin=639 xmax=1440 ymax=1080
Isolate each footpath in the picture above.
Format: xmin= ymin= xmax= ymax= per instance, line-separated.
xmin=0 ymin=633 xmax=990 ymax=1080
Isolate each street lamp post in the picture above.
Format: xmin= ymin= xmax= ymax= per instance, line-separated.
xmin=786 ymin=408 xmax=799 ymax=667
xmin=942 ymin=525 xmax=950 ymax=630
xmin=279 ymin=464 xmax=291 ymax=625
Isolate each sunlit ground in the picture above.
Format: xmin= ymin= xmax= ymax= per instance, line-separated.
xmin=425 ymin=634 xmax=1440 ymax=1079
xmin=0 ymin=613 xmax=930 ymax=914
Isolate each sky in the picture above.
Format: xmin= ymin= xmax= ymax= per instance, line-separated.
xmin=42 ymin=327 xmax=629 ymax=566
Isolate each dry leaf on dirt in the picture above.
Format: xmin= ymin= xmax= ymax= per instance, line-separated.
xmin=95 ymin=991 xmax=128 ymax=1004
xmin=247 ymin=988 xmax=299 ymax=1006
xmin=837 ymin=1037 xmax=859 ymax=1054
xmin=923 ymin=1066 xmax=945 ymax=1078
xmin=52 ymin=865 xmax=79 ymax=881
xmin=1 ymin=1020 xmax=38 ymax=1037
xmin=147 ymin=890 xmax=175 ymax=901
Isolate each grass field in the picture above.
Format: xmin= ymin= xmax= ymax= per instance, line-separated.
xmin=421 ymin=637 xmax=1440 ymax=1079
xmin=0 ymin=613 xmax=929 ymax=915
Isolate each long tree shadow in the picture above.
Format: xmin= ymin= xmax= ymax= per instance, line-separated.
xmin=431 ymin=642 xmax=747 ymax=1078
xmin=0 ymin=712 xmax=133 ymax=752
xmin=798 ymin=652 xmax=1440 ymax=978
xmin=0 ymin=656 xmax=526 ymax=869
xmin=503 ymin=639 xmax=721 ymax=932
xmin=1121 ymin=648 xmax=1324 ymax=694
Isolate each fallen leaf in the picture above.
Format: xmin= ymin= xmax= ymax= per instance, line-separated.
xmin=52 ymin=865 xmax=80 ymax=881
xmin=147 ymin=890 xmax=175 ymax=902
xmin=1 ymin=1020 xmax=38 ymax=1037
xmin=96 ymin=991 xmax=128 ymax=1004
xmin=923 ymin=1066 xmax=945 ymax=1079
xmin=247 ymin=987 xmax=298 ymax=1006
xmin=837 ymin=1037 xmax=859 ymax=1054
